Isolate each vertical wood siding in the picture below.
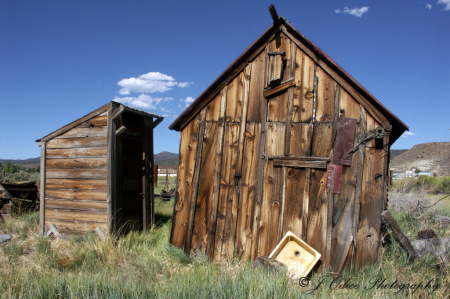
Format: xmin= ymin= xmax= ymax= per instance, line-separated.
xmin=171 ymin=29 xmax=391 ymax=273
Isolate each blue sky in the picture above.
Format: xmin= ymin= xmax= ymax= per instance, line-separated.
xmin=1 ymin=1 xmax=449 ymax=159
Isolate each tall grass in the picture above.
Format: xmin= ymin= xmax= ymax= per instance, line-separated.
xmin=391 ymin=176 xmax=450 ymax=194
xmin=1 ymin=195 xmax=449 ymax=298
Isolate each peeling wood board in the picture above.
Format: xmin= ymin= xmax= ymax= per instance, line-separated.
xmin=56 ymin=127 xmax=108 ymax=139
xmin=45 ymin=208 xmax=107 ymax=223
xmin=339 ymin=89 xmax=361 ymax=123
xmin=247 ymin=53 xmax=266 ymax=123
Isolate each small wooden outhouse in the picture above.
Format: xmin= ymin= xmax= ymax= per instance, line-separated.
xmin=36 ymin=101 xmax=163 ymax=235
xmin=169 ymin=15 xmax=408 ymax=273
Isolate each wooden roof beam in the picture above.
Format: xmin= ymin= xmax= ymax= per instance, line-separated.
xmin=269 ymin=4 xmax=279 ymax=22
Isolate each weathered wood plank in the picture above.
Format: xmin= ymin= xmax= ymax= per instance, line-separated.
xmin=170 ymin=119 xmax=199 ymax=247
xmin=289 ymin=123 xmax=313 ymax=156
xmin=46 ymin=169 xmax=107 ymax=179
xmin=190 ymin=121 xmax=218 ymax=253
xmin=306 ymin=169 xmax=328 ymax=265
xmin=355 ymin=113 xmax=385 ymax=266
xmin=250 ymin=47 xmax=270 ymax=259
xmin=206 ymin=93 xmax=221 ymax=122
xmin=207 ymin=86 xmax=227 ymax=259
xmin=225 ymin=72 xmax=243 ymax=123
xmin=339 ymin=88 xmax=361 ymax=122
xmin=273 ymin=159 xmax=327 ymax=169
xmin=265 ymin=122 xmax=285 ymax=156
xmin=45 ymin=198 xmax=107 ymax=211
xmin=45 ymin=208 xmax=107 ymax=222
xmin=284 ymin=86 xmax=295 ymax=156
xmin=263 ymin=78 xmax=295 ymax=98
xmin=235 ymin=64 xmax=252 ymax=177
xmin=214 ymin=122 xmax=239 ymax=261
xmin=46 ymin=158 xmax=107 ymax=169
xmin=257 ymin=159 xmax=273 ymax=257
xmin=47 ymin=137 xmax=107 ymax=149
xmin=247 ymin=51 xmax=265 ymax=123
xmin=57 ymin=127 xmax=108 ymax=139
xmin=46 ymin=147 xmax=107 ymax=158
xmin=267 ymin=89 xmax=288 ymax=123
xmin=45 ymin=189 xmax=107 ymax=201
xmin=301 ymin=168 xmax=311 ymax=241
xmin=235 ymin=123 xmax=261 ymax=260
xmin=353 ymin=107 xmax=367 ymax=265
xmin=293 ymin=49 xmax=315 ymax=123
xmin=311 ymin=122 xmax=334 ymax=157
xmin=267 ymin=156 xmax=330 ymax=161
xmin=283 ymin=168 xmax=305 ymax=237
xmin=44 ymin=219 xmax=107 ymax=233
xmin=46 ymin=179 xmax=107 ymax=190
xmin=315 ymin=67 xmax=335 ymax=123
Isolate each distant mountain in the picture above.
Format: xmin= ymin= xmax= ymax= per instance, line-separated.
xmin=154 ymin=152 xmax=179 ymax=166
xmin=154 ymin=151 xmax=178 ymax=162
xmin=0 ymin=157 xmax=40 ymax=164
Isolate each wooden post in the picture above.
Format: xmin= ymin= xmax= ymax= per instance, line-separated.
xmin=113 ymin=113 xmax=123 ymax=233
xmin=165 ymin=172 xmax=169 ymax=192
xmin=142 ymin=117 xmax=153 ymax=231
xmin=381 ymin=210 xmax=419 ymax=261
xmin=39 ymin=141 xmax=47 ymax=235
xmin=106 ymin=106 xmax=115 ymax=234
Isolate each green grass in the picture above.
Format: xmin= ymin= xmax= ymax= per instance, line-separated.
xmin=1 ymin=194 xmax=449 ymax=298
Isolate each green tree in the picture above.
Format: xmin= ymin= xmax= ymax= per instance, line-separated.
xmin=4 ymin=161 xmax=14 ymax=173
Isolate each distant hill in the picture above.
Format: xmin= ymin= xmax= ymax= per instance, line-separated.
xmin=0 ymin=157 xmax=40 ymax=165
xmin=390 ymin=142 xmax=450 ymax=176
xmin=390 ymin=149 xmax=409 ymax=161
xmin=154 ymin=151 xmax=178 ymax=161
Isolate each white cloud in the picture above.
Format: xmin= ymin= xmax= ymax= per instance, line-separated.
xmin=181 ymin=96 xmax=195 ymax=107
xmin=335 ymin=9 xmax=341 ymax=14
xmin=427 ymin=3 xmax=432 ymax=9
xmin=114 ymin=94 xmax=172 ymax=110
xmin=178 ymin=82 xmax=193 ymax=88
xmin=343 ymin=6 xmax=369 ymax=17
xmin=437 ymin=0 xmax=450 ymax=10
xmin=117 ymin=72 xmax=192 ymax=94
xmin=401 ymin=132 xmax=416 ymax=138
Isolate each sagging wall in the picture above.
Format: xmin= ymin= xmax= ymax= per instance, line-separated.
xmin=43 ymin=113 xmax=109 ymax=234
xmin=170 ymin=29 xmax=390 ymax=273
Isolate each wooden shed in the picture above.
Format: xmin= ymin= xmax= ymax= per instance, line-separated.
xmin=169 ymin=15 xmax=408 ymax=272
xmin=36 ymin=101 xmax=163 ymax=235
